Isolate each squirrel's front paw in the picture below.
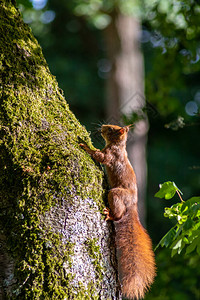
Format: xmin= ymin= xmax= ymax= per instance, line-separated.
xmin=103 ymin=207 xmax=114 ymax=221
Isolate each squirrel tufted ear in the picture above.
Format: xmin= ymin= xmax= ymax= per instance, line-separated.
xmin=124 ymin=124 xmax=134 ymax=132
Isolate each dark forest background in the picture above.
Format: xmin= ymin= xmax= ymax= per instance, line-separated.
xmin=16 ymin=1 xmax=200 ymax=299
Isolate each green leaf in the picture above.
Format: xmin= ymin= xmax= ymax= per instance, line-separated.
xmin=155 ymin=226 xmax=176 ymax=250
xmin=171 ymin=247 xmax=178 ymax=257
xmin=181 ymin=197 xmax=200 ymax=214
xmin=186 ymin=233 xmax=200 ymax=255
xmin=154 ymin=181 xmax=182 ymax=200
xmin=197 ymin=238 xmax=200 ymax=256
xmin=170 ymin=236 xmax=185 ymax=256
xmin=173 ymin=225 xmax=183 ymax=240
xmin=171 ymin=238 xmax=182 ymax=250
xmin=183 ymin=219 xmax=193 ymax=231
xmin=182 ymin=196 xmax=200 ymax=207
xmin=186 ymin=240 xmax=197 ymax=255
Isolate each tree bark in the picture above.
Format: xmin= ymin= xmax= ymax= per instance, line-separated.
xmin=0 ymin=1 xmax=121 ymax=299
xmin=103 ymin=12 xmax=149 ymax=224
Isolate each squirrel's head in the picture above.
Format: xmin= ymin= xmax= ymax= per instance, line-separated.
xmin=101 ymin=124 xmax=133 ymax=145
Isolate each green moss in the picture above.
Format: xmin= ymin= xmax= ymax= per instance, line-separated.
xmin=73 ymin=281 xmax=102 ymax=300
xmin=85 ymin=238 xmax=105 ymax=282
xmin=0 ymin=1 xmax=106 ymax=299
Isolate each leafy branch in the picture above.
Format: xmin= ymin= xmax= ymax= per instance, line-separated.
xmin=155 ymin=181 xmax=200 ymax=257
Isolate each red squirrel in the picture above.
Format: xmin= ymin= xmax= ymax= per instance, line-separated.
xmin=80 ymin=124 xmax=156 ymax=299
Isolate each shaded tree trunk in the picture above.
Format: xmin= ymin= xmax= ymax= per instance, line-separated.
xmin=0 ymin=1 xmax=121 ymax=299
xmin=104 ymin=12 xmax=149 ymax=224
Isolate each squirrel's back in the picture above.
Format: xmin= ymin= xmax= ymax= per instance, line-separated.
xmin=115 ymin=207 xmax=156 ymax=299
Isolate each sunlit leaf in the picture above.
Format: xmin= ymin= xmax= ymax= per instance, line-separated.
xmin=154 ymin=181 xmax=182 ymax=200
xmin=171 ymin=238 xmax=182 ymax=250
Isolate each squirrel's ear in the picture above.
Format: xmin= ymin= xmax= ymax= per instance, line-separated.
xmin=124 ymin=124 xmax=134 ymax=132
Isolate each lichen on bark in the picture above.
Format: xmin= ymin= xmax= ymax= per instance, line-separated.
xmin=0 ymin=1 xmax=120 ymax=299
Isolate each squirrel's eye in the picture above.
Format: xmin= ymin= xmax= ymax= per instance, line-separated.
xmin=108 ymin=127 xmax=113 ymax=132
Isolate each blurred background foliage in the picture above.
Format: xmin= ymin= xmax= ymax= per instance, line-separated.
xmin=16 ymin=0 xmax=200 ymax=299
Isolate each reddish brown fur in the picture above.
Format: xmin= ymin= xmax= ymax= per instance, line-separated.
xmin=80 ymin=124 xmax=156 ymax=299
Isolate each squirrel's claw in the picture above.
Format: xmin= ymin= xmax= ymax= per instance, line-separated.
xmin=79 ymin=143 xmax=86 ymax=148
xmin=103 ymin=207 xmax=114 ymax=221
xmin=79 ymin=143 xmax=90 ymax=151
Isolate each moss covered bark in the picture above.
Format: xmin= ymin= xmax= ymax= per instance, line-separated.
xmin=0 ymin=1 xmax=120 ymax=299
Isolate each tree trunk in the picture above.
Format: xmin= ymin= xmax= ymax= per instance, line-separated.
xmin=0 ymin=1 xmax=121 ymax=299
xmin=103 ymin=12 xmax=149 ymax=224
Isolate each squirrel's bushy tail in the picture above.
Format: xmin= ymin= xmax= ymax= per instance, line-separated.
xmin=115 ymin=208 xmax=156 ymax=300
